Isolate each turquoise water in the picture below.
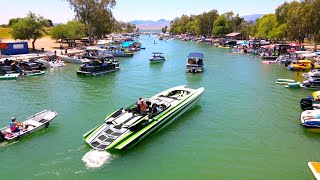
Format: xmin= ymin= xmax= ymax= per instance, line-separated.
xmin=0 ymin=36 xmax=319 ymax=179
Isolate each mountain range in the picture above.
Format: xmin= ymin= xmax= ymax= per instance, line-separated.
xmin=130 ymin=14 xmax=264 ymax=30
xmin=130 ymin=19 xmax=171 ymax=30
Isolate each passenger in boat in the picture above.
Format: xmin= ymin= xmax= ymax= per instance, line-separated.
xmin=139 ymin=101 xmax=147 ymax=116
xmin=9 ymin=117 xmax=24 ymax=132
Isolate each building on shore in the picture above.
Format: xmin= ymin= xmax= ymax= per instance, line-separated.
xmin=225 ymin=32 xmax=242 ymax=40
xmin=0 ymin=42 xmax=29 ymax=55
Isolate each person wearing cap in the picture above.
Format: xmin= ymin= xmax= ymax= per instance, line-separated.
xmin=9 ymin=117 xmax=24 ymax=133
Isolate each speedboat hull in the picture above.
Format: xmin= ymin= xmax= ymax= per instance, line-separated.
xmin=83 ymin=85 xmax=204 ymax=151
xmin=149 ymin=58 xmax=165 ymax=63
xmin=300 ymin=110 xmax=320 ymax=131
xmin=77 ymin=67 xmax=120 ymax=76
xmin=0 ymin=73 xmax=19 ymax=80
xmin=0 ymin=110 xmax=58 ymax=143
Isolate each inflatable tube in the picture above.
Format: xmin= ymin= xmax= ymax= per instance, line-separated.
xmin=285 ymin=82 xmax=301 ymax=88
xmin=277 ymin=79 xmax=295 ymax=83
xmin=276 ymin=82 xmax=289 ymax=85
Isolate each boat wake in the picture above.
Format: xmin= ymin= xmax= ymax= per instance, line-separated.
xmin=82 ymin=150 xmax=112 ymax=168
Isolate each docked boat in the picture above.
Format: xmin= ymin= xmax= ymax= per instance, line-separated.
xmin=300 ymin=91 xmax=320 ymax=110
xmin=302 ymin=69 xmax=320 ymax=79
xmin=49 ymin=60 xmax=65 ymax=68
xmin=186 ymin=52 xmax=204 ymax=73
xmin=300 ymin=109 xmax=320 ymax=129
xmin=301 ymin=77 xmax=320 ymax=88
xmin=38 ymin=55 xmax=65 ymax=68
xmin=0 ymin=110 xmax=58 ymax=143
xmin=91 ymin=46 xmax=134 ymax=57
xmin=57 ymin=54 xmax=91 ymax=64
xmin=287 ymin=60 xmax=315 ymax=71
xmin=0 ymin=73 xmax=20 ymax=80
xmin=20 ymin=60 xmax=46 ymax=71
xmin=83 ymin=85 xmax=204 ymax=151
xmin=149 ymin=52 xmax=165 ymax=62
xmin=77 ymin=54 xmax=120 ymax=76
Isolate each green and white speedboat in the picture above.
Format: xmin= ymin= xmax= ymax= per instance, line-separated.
xmin=83 ymin=85 xmax=204 ymax=151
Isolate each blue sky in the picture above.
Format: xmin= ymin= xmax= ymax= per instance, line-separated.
xmin=0 ymin=0 xmax=293 ymax=24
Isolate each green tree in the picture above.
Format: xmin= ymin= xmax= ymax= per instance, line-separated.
xmin=11 ymin=12 xmax=46 ymax=51
xmin=213 ymin=15 xmax=232 ymax=37
xmin=255 ymin=14 xmax=277 ymax=39
xmin=301 ymin=0 xmax=320 ymax=51
xmin=197 ymin=10 xmax=219 ymax=36
xmin=239 ymin=21 xmax=253 ymax=40
xmin=65 ymin=0 xmax=116 ymax=45
xmin=45 ymin=19 xmax=54 ymax=27
xmin=161 ymin=26 xmax=167 ymax=33
xmin=50 ymin=21 xmax=86 ymax=47
xmin=8 ymin=18 xmax=22 ymax=27
xmin=232 ymin=14 xmax=244 ymax=32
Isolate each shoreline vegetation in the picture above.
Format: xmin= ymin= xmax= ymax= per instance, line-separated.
xmin=169 ymin=1 xmax=320 ymax=51
xmin=0 ymin=0 xmax=319 ymax=52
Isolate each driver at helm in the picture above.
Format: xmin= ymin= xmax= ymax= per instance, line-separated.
xmin=9 ymin=117 xmax=24 ymax=133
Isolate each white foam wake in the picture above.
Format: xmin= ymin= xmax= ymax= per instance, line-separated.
xmin=82 ymin=150 xmax=112 ymax=168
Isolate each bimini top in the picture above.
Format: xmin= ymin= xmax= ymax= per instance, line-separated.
xmin=188 ymin=52 xmax=204 ymax=59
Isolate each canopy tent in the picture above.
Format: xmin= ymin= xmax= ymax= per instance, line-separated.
xmin=188 ymin=52 xmax=204 ymax=59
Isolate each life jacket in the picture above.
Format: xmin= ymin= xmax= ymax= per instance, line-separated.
xmin=9 ymin=121 xmax=17 ymax=132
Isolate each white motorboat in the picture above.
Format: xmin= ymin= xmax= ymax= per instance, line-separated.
xmin=300 ymin=109 xmax=320 ymax=130
xmin=302 ymin=69 xmax=320 ymax=79
xmin=186 ymin=52 xmax=204 ymax=73
xmin=83 ymin=85 xmax=204 ymax=151
xmin=0 ymin=110 xmax=58 ymax=143
xmin=57 ymin=54 xmax=90 ymax=64
xmin=149 ymin=52 xmax=165 ymax=62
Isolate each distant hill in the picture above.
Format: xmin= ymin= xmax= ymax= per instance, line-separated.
xmin=130 ymin=19 xmax=171 ymax=30
xmin=241 ymin=14 xmax=264 ymax=22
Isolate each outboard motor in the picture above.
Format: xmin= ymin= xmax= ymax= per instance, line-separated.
xmin=300 ymin=98 xmax=313 ymax=111
xmin=0 ymin=131 xmax=5 ymax=142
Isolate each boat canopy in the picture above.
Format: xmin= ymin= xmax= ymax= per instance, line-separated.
xmin=188 ymin=53 xmax=204 ymax=59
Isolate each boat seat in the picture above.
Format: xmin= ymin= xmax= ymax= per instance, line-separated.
xmin=24 ymin=119 xmax=41 ymax=127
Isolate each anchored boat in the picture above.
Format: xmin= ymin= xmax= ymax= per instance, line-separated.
xmin=186 ymin=52 xmax=204 ymax=73
xmin=149 ymin=52 xmax=165 ymax=62
xmin=76 ymin=54 xmax=120 ymax=76
xmin=300 ymin=91 xmax=320 ymax=111
xmin=0 ymin=110 xmax=58 ymax=143
xmin=83 ymin=85 xmax=204 ymax=151
xmin=300 ymin=109 xmax=320 ymax=130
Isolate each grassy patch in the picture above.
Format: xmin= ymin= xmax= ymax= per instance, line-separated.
xmin=0 ymin=28 xmax=12 ymax=39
